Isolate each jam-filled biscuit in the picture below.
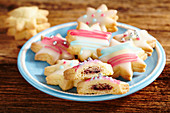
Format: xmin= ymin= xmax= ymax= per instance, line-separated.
xmin=78 ymin=4 xmax=118 ymax=32
xmin=64 ymin=58 xmax=113 ymax=81
xmin=45 ymin=60 xmax=79 ymax=91
xmin=66 ymin=22 xmax=112 ymax=61
xmin=97 ymin=39 xmax=147 ymax=81
xmin=31 ymin=34 xmax=74 ymax=65
xmin=77 ymin=75 xmax=129 ymax=95
xmin=113 ymin=30 xmax=156 ymax=56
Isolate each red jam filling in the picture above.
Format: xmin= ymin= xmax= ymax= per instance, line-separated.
xmin=91 ymin=83 xmax=113 ymax=90
xmin=83 ymin=67 xmax=101 ymax=74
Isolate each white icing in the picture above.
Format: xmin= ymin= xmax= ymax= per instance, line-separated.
xmin=78 ymin=4 xmax=117 ymax=31
xmin=114 ymin=30 xmax=156 ymax=53
xmin=46 ymin=60 xmax=79 ymax=90
xmin=36 ymin=47 xmax=60 ymax=62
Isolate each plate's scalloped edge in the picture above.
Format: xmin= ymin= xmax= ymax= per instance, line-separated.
xmin=17 ymin=22 xmax=166 ymax=102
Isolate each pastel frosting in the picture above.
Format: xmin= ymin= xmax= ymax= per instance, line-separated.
xmin=86 ymin=76 xmax=120 ymax=85
xmin=78 ymin=4 xmax=118 ymax=32
xmin=68 ymin=29 xmax=111 ymax=55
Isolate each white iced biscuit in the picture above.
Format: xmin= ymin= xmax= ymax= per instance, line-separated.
xmin=78 ymin=4 xmax=118 ymax=32
xmin=113 ymin=30 xmax=156 ymax=56
xmin=45 ymin=60 xmax=79 ymax=91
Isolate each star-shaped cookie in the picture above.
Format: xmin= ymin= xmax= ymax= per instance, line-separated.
xmin=113 ymin=30 xmax=156 ymax=56
xmin=31 ymin=34 xmax=74 ymax=65
xmin=78 ymin=4 xmax=118 ymax=32
xmin=66 ymin=22 xmax=112 ymax=61
xmin=6 ymin=6 xmax=49 ymax=31
xmin=7 ymin=23 xmax=50 ymax=40
xmin=44 ymin=60 xmax=79 ymax=90
xmin=97 ymin=39 xmax=147 ymax=81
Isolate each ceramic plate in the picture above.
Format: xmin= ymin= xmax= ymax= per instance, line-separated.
xmin=17 ymin=22 xmax=166 ymax=101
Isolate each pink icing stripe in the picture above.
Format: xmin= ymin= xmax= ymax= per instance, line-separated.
xmin=44 ymin=46 xmax=62 ymax=54
xmin=73 ymin=65 xmax=81 ymax=71
xmin=85 ymin=76 xmax=120 ymax=84
xmin=42 ymin=36 xmax=69 ymax=48
xmin=68 ymin=29 xmax=111 ymax=40
xmin=41 ymin=36 xmax=70 ymax=55
xmin=108 ymin=53 xmax=137 ymax=63
xmin=107 ymin=53 xmax=138 ymax=67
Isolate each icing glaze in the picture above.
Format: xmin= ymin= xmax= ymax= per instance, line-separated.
xmin=42 ymin=36 xmax=69 ymax=48
xmin=68 ymin=29 xmax=111 ymax=40
xmin=44 ymin=46 xmax=62 ymax=54
xmin=99 ymin=42 xmax=142 ymax=58
xmin=107 ymin=53 xmax=138 ymax=67
xmin=45 ymin=60 xmax=79 ymax=90
xmin=68 ymin=23 xmax=111 ymax=59
xmin=114 ymin=30 xmax=156 ymax=55
xmin=41 ymin=35 xmax=72 ymax=55
xmin=86 ymin=76 xmax=120 ymax=85
xmin=33 ymin=34 xmax=74 ymax=64
xmin=78 ymin=4 xmax=118 ymax=32
xmin=98 ymin=39 xmax=147 ymax=81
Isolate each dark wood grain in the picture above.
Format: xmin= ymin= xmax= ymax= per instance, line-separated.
xmin=0 ymin=0 xmax=169 ymax=112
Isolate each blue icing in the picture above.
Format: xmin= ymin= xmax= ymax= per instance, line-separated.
xmin=70 ymin=62 xmax=75 ymax=66
xmin=93 ymin=18 xmax=97 ymax=22
xmin=97 ymin=9 xmax=101 ymax=13
xmin=70 ymin=40 xmax=109 ymax=46
xmin=81 ymin=47 xmax=97 ymax=51
xmin=99 ymin=42 xmax=142 ymax=58
xmin=80 ymin=50 xmax=83 ymax=55
xmin=59 ymin=65 xmax=64 ymax=69
xmin=83 ymin=15 xmax=87 ymax=18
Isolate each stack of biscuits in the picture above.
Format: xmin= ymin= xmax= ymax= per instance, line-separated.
xmin=5 ymin=6 xmax=50 ymax=40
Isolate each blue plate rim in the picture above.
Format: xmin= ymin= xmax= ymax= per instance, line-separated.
xmin=17 ymin=22 xmax=166 ymax=102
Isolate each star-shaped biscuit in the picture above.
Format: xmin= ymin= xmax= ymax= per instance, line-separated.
xmin=31 ymin=34 xmax=74 ymax=65
xmin=7 ymin=23 xmax=50 ymax=40
xmin=113 ymin=30 xmax=156 ymax=56
xmin=44 ymin=60 xmax=79 ymax=90
xmin=6 ymin=6 xmax=49 ymax=31
xmin=66 ymin=22 xmax=112 ymax=61
xmin=78 ymin=4 xmax=118 ymax=32
xmin=97 ymin=39 xmax=147 ymax=81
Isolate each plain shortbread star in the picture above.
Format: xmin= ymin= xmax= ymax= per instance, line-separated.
xmin=6 ymin=6 xmax=49 ymax=31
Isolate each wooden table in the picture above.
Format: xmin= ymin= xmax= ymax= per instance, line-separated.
xmin=0 ymin=0 xmax=169 ymax=112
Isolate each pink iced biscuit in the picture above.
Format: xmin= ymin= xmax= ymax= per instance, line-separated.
xmin=107 ymin=53 xmax=138 ymax=67
xmin=31 ymin=34 xmax=74 ymax=65
xmin=68 ymin=29 xmax=111 ymax=40
xmin=66 ymin=22 xmax=112 ymax=61
xmin=113 ymin=30 xmax=157 ymax=56
xmin=98 ymin=39 xmax=147 ymax=81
